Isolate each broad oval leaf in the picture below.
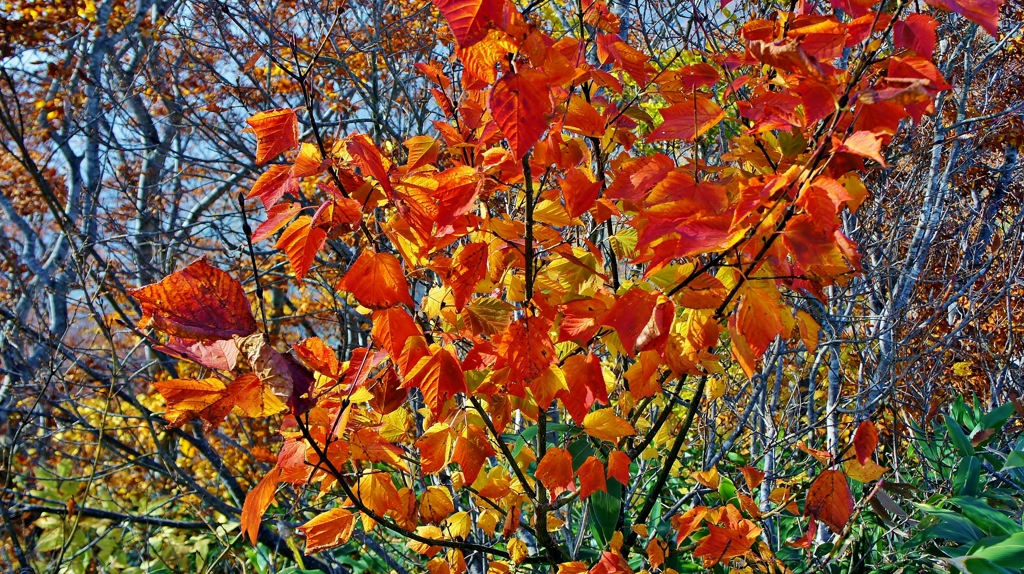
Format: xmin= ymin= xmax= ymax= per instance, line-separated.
xmin=129 ymin=259 xmax=257 ymax=341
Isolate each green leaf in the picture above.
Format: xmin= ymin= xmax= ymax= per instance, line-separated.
xmin=946 ymin=417 xmax=975 ymax=457
xmin=1003 ymin=450 xmax=1024 ymax=471
xmin=968 ymin=533 xmax=1024 ymax=568
xmin=947 ymin=556 xmax=1019 ymax=574
xmin=954 ymin=456 xmax=982 ymax=497
xmin=589 ymin=482 xmax=622 ymax=547
xmin=915 ymin=506 xmax=985 ymax=545
xmin=979 ymin=403 xmax=1015 ymax=433
xmin=952 ymin=497 xmax=1021 ymax=537
xmin=718 ymin=476 xmax=738 ymax=506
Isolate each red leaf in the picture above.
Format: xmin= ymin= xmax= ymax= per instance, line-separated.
xmin=246 ymin=108 xmax=298 ymax=165
xmin=646 ymin=94 xmax=725 ymax=143
xmin=368 ymin=367 xmax=409 ymax=414
xmin=607 ymin=450 xmax=631 ymax=485
xmin=276 ymin=216 xmax=326 ymax=280
xmin=431 ymin=0 xmax=508 ymax=47
xmin=894 ymin=14 xmax=938 ymax=58
xmin=786 ymin=519 xmax=818 ymax=548
xmin=346 ymin=134 xmax=393 ymax=199
xmin=853 ymin=420 xmax=879 ymax=465
xmin=577 ymin=456 xmax=608 ymax=499
xmin=602 ymin=288 xmax=660 ymax=357
xmin=740 ymin=466 xmax=766 ymax=491
xmin=496 ymin=316 xmax=557 ymax=384
xmin=557 ymin=353 xmax=608 ymax=424
xmin=128 ymin=259 xmax=257 ymax=341
xmin=596 ymin=34 xmax=651 ymax=87
xmin=924 ymin=0 xmax=1002 ymax=36
xmin=804 ymin=470 xmax=854 ymax=533
xmin=337 ymin=251 xmax=416 ymax=309
xmin=489 ymin=69 xmax=552 ymax=159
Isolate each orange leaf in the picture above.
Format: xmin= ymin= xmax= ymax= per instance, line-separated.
xmin=693 ymin=467 xmax=720 ymax=489
xmin=252 ymin=202 xmax=301 ymax=243
xmin=740 ymin=466 xmax=765 ymax=491
xmin=671 ymin=506 xmax=708 ymax=545
xmin=647 ymin=537 xmax=669 ymax=570
xmin=489 ymin=69 xmax=552 ymax=159
xmin=607 ymin=450 xmax=631 ymax=485
xmin=152 ymin=377 xmax=230 ymax=428
xmin=129 ymin=259 xmax=257 ymax=341
xmin=734 ymin=285 xmax=785 ymax=358
xmin=226 ymin=372 xmax=287 ymax=418
xmin=247 ymin=108 xmax=298 ymax=165
xmin=836 ymin=131 xmax=887 ymax=166
xmin=404 ymin=347 xmax=467 ymax=418
xmin=853 ymin=420 xmax=878 ymax=465
xmin=536 ymin=447 xmax=575 ymax=498
xmin=404 ymin=135 xmax=440 ymax=171
xmin=693 ymin=522 xmax=760 ymax=566
xmin=276 ymin=216 xmax=326 ymax=280
xmin=292 ymin=337 xmax=341 ymax=378
xmin=447 ymin=242 xmax=488 ymax=310
xmin=560 ymin=166 xmax=602 ymax=218
xmin=798 ymin=441 xmax=835 ymax=466
xmin=242 ymin=467 xmax=281 ymax=544
xmin=646 ymin=95 xmax=725 ymax=142
xmin=563 ymin=96 xmax=606 ymax=138
xmin=300 ymin=508 xmax=356 ymax=554
xmin=451 ymin=424 xmax=495 ymax=484
xmin=248 ymin=164 xmax=298 ymax=210
xmin=804 ymin=469 xmax=854 ymax=533
xmin=290 ymin=143 xmax=331 ymax=178
xmin=577 ymin=456 xmax=608 ymax=499
xmin=371 ymin=308 xmax=423 ymax=365
xmin=416 ymin=424 xmax=453 ymax=475
xmin=338 ymin=251 xmax=416 ymax=309
xmin=497 ymin=316 xmax=556 ymax=384
xmin=583 ymin=409 xmax=636 ymax=442
xmin=356 ymin=472 xmax=399 ymax=517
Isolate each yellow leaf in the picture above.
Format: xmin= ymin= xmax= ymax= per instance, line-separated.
xmin=583 ymin=409 xmax=636 ymax=442
xmin=420 ymin=486 xmax=455 ymax=524
xmin=508 ymin=537 xmax=530 ymax=564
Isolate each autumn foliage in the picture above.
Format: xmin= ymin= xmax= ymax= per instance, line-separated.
xmin=2 ymin=0 xmax=1021 ymax=571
